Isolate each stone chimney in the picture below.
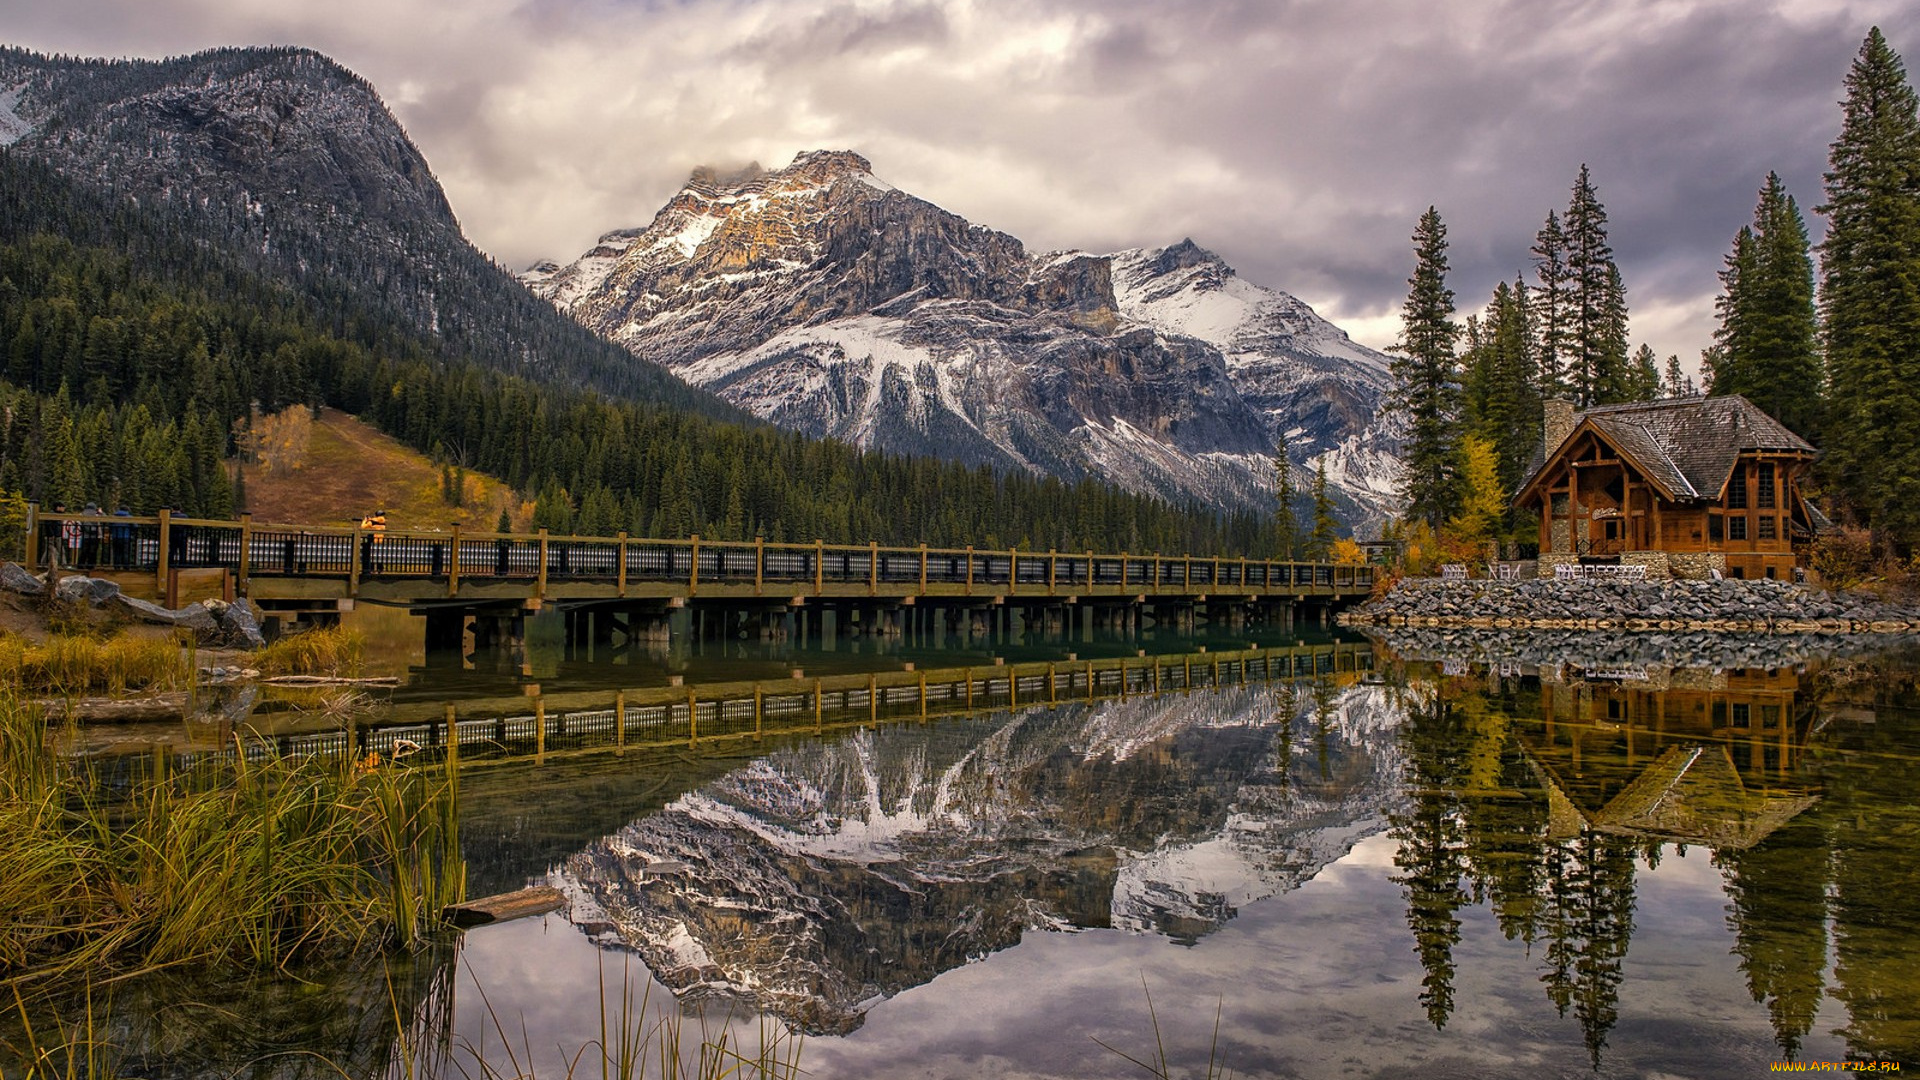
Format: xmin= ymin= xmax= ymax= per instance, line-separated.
xmin=1543 ymin=398 xmax=1577 ymax=457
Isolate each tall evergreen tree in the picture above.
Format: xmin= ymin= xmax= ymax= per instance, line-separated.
xmin=1531 ymin=211 xmax=1572 ymax=398
xmin=1462 ymin=277 xmax=1542 ymax=506
xmin=1309 ymin=458 xmax=1339 ymax=558
xmin=1711 ymin=173 xmax=1822 ymax=437
xmin=1820 ymin=27 xmax=1920 ymax=540
xmin=1391 ymin=207 xmax=1464 ymax=531
xmin=1563 ymin=166 xmax=1630 ymax=406
xmin=1274 ymin=434 xmax=1298 ymax=558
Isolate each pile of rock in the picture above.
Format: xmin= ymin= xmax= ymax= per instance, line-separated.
xmin=1341 ymin=575 xmax=1920 ymax=634
xmin=1 ymin=564 xmax=267 ymax=648
xmin=1364 ymin=625 xmax=1909 ymax=672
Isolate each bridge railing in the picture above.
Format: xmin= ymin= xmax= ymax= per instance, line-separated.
xmin=23 ymin=509 xmax=1374 ymax=596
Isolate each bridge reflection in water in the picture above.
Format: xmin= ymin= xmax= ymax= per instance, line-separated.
xmin=86 ymin=640 xmax=1375 ymax=771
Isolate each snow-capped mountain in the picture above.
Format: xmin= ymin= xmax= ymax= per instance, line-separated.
xmin=550 ymin=679 xmax=1407 ymax=1035
xmin=526 ymin=151 xmax=1403 ymax=531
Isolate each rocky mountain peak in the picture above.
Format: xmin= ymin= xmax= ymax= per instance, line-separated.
xmin=527 ymin=150 xmax=1405 ymax=530
xmin=1151 ymin=237 xmax=1224 ymax=276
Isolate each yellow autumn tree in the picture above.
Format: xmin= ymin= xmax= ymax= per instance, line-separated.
xmin=1446 ymin=434 xmax=1506 ymax=547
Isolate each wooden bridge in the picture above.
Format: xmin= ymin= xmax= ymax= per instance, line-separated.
xmin=26 ymin=508 xmax=1376 ymax=652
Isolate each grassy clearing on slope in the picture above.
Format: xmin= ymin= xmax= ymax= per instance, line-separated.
xmin=237 ymin=408 xmax=522 ymax=531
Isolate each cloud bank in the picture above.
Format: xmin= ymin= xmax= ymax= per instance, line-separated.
xmin=5 ymin=0 xmax=1917 ymax=364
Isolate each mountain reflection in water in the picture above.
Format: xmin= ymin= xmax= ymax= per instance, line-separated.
xmin=549 ymin=679 xmax=1401 ymax=1035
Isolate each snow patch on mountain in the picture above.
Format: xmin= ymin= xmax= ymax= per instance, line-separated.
xmin=0 ymin=86 xmax=32 ymax=147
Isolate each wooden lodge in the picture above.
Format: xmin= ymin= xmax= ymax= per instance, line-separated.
xmin=1514 ymin=395 xmax=1821 ymax=581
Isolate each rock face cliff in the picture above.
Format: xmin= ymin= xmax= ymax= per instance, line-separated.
xmin=0 ymin=44 xmax=721 ymax=409
xmin=527 ymin=151 xmax=1403 ymax=530
xmin=550 ymin=682 xmax=1406 ymax=1035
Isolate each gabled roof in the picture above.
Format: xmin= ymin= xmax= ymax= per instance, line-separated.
xmin=1517 ymin=395 xmax=1815 ymax=505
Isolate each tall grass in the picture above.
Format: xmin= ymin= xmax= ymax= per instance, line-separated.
xmin=0 ymin=690 xmax=464 ymax=990
xmin=0 ymin=631 xmax=188 ymax=697
xmin=254 ymin=625 xmax=365 ymax=678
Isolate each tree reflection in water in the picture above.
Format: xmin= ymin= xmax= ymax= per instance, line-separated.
xmin=1378 ymin=632 xmax=1919 ymax=1067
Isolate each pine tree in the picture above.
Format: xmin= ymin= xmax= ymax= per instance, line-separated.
xmin=1531 ymin=211 xmax=1572 ymax=398
xmin=1712 ymin=173 xmax=1822 ymax=437
xmin=1274 ymin=433 xmax=1298 ymax=558
xmin=1309 ymin=458 xmax=1339 ymax=557
xmin=1391 ymin=207 xmax=1464 ymax=531
xmin=1563 ymin=166 xmax=1630 ymax=406
xmin=1819 ymin=27 xmax=1920 ymax=539
xmin=1661 ymin=355 xmax=1695 ymax=398
xmin=1626 ymin=343 xmax=1661 ymax=401
xmin=1461 ymin=277 xmax=1541 ymax=509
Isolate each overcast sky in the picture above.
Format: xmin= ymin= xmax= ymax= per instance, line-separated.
xmin=7 ymin=0 xmax=1918 ymax=365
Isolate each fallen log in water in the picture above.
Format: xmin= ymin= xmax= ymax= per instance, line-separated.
xmin=42 ymin=692 xmax=193 ymax=723
xmin=443 ymin=886 xmax=568 ymax=928
xmin=261 ymin=675 xmax=401 ymax=686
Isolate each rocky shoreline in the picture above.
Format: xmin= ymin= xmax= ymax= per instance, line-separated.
xmin=1339 ymin=576 xmax=1920 ymax=634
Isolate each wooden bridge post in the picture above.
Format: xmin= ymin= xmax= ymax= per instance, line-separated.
xmin=868 ymin=541 xmax=878 ymax=596
xmin=448 ymin=524 xmax=461 ymax=598
xmin=156 ymin=508 xmax=173 ymax=599
xmin=919 ymin=544 xmax=928 ymax=594
xmin=236 ymin=513 xmax=252 ymax=591
xmin=1048 ymin=549 xmax=1057 ymax=595
xmin=1008 ymin=548 xmax=1018 ymax=597
xmin=536 ymin=529 xmax=549 ymax=598
xmin=23 ymin=503 xmax=38 ymax=571
xmin=617 ymin=532 xmax=628 ymax=597
xmin=1183 ymin=554 xmax=1192 ymax=590
xmin=756 ymin=536 xmax=766 ymax=595
xmin=615 ymin=691 xmax=626 ymax=751
xmin=965 ymin=545 xmax=974 ymax=595
xmin=689 ymin=535 xmax=700 ymax=596
xmin=814 ymin=539 xmax=824 ymax=594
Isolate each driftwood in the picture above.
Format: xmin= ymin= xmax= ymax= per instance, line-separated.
xmin=43 ymin=692 xmax=193 ymax=723
xmin=261 ymin=675 xmax=400 ymax=686
xmin=443 ymin=886 xmax=568 ymax=929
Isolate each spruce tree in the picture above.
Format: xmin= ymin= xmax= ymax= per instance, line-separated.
xmin=1309 ymin=459 xmax=1339 ymax=557
xmin=1712 ymin=173 xmax=1822 ymax=437
xmin=1627 ymin=343 xmax=1661 ymax=401
xmin=1274 ymin=434 xmax=1298 ymax=558
xmin=1661 ymin=355 xmax=1696 ymax=398
xmin=1563 ymin=166 xmax=1630 ymax=406
xmin=1391 ymin=207 xmax=1464 ymax=531
xmin=1819 ymin=27 xmax=1920 ymax=538
xmin=1531 ymin=211 xmax=1572 ymax=398
xmin=1461 ymin=277 xmax=1541 ymax=510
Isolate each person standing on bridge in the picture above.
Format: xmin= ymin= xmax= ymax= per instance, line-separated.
xmin=360 ymin=510 xmax=387 ymax=573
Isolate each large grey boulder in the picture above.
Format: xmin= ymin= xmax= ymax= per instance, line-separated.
xmin=1 ymin=562 xmax=44 ymax=596
xmin=205 ymin=598 xmax=267 ymax=649
xmin=54 ymin=575 xmax=122 ymax=606
xmin=114 ymin=593 xmax=218 ymax=636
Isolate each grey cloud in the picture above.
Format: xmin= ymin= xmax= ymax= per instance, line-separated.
xmin=4 ymin=0 xmax=1917 ymax=363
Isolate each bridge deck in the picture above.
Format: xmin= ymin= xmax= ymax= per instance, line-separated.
xmin=28 ymin=510 xmax=1376 ymax=608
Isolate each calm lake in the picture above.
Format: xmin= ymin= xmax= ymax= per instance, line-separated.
xmin=34 ymin=615 xmax=1920 ymax=1077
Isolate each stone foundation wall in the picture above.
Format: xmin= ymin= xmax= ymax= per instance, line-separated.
xmin=1620 ymin=550 xmax=1672 ymax=579
xmin=1538 ymin=552 xmax=1581 ymax=579
xmin=1668 ymin=551 xmax=1727 ymax=580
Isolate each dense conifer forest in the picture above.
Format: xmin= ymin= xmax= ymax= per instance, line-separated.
xmin=0 ymin=150 xmax=1279 ymax=555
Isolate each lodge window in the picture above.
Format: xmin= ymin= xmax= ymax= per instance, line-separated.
xmin=1758 ymin=516 xmax=1776 ymax=540
xmin=1758 ymin=464 xmax=1776 ymax=509
xmin=1729 ymin=516 xmax=1748 ymax=541
xmin=1728 ymin=469 xmax=1748 ymax=509
xmin=1760 ymin=704 xmax=1781 ymax=728
xmin=1732 ymin=703 xmax=1751 ymax=729
xmin=1710 ymin=515 xmax=1723 ymax=542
